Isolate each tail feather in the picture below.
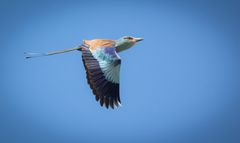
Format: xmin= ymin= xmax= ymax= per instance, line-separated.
xmin=24 ymin=52 xmax=48 ymax=59
xmin=24 ymin=46 xmax=81 ymax=59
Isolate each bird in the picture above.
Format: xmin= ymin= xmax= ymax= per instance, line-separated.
xmin=25 ymin=36 xmax=144 ymax=109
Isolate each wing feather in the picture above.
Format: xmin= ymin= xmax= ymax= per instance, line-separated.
xmin=81 ymin=42 xmax=121 ymax=109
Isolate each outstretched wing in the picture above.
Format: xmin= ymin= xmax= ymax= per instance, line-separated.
xmin=80 ymin=42 xmax=121 ymax=109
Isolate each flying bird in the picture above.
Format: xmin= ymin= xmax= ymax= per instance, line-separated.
xmin=25 ymin=36 xmax=144 ymax=109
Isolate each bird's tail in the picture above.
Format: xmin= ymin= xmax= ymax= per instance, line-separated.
xmin=24 ymin=46 xmax=82 ymax=59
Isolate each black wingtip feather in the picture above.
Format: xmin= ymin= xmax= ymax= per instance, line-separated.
xmin=104 ymin=97 xmax=109 ymax=109
xmin=109 ymin=98 xmax=114 ymax=109
xmin=100 ymin=98 xmax=104 ymax=106
xmin=95 ymin=95 xmax=99 ymax=101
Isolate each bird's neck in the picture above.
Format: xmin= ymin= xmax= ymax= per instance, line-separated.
xmin=115 ymin=41 xmax=134 ymax=53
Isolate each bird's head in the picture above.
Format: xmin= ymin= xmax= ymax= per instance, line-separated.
xmin=115 ymin=36 xmax=144 ymax=52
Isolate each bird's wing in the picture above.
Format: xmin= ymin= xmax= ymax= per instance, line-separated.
xmin=80 ymin=41 xmax=121 ymax=109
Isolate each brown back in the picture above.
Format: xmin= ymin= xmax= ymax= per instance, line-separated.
xmin=84 ymin=39 xmax=115 ymax=51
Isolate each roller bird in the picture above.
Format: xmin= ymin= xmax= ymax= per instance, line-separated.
xmin=25 ymin=36 xmax=144 ymax=109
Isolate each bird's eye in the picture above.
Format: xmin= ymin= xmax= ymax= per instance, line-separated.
xmin=124 ymin=37 xmax=133 ymax=40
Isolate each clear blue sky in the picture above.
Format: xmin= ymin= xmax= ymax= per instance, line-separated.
xmin=1 ymin=0 xmax=240 ymax=143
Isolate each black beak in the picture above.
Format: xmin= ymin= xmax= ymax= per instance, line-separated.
xmin=135 ymin=38 xmax=144 ymax=42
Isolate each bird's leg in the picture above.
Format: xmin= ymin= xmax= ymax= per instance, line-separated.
xmin=25 ymin=46 xmax=81 ymax=59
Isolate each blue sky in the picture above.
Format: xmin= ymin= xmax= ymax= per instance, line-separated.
xmin=1 ymin=0 xmax=240 ymax=143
